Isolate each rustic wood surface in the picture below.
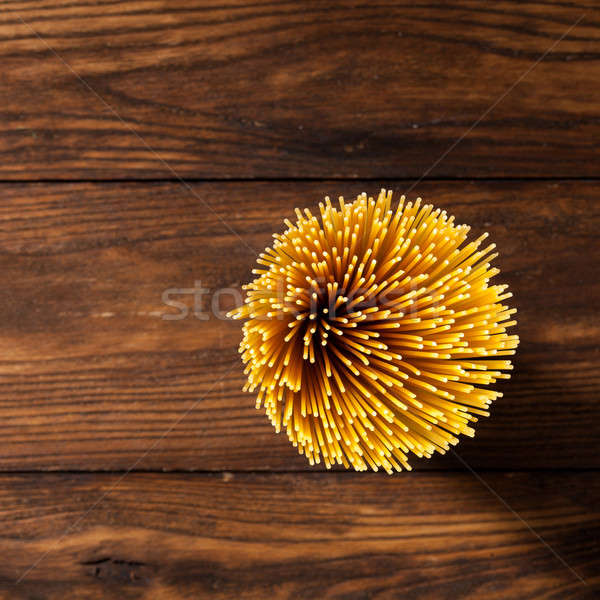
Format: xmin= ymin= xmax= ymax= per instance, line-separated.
xmin=2 ymin=472 xmax=598 ymax=599
xmin=1 ymin=1 xmax=599 ymax=598
xmin=0 ymin=180 xmax=597 ymax=471
xmin=0 ymin=1 xmax=598 ymax=179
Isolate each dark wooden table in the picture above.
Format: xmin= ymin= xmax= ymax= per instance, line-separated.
xmin=0 ymin=2 xmax=598 ymax=599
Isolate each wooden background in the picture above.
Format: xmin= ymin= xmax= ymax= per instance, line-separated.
xmin=0 ymin=2 xmax=598 ymax=598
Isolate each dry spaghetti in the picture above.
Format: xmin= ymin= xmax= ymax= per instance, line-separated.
xmin=229 ymin=190 xmax=518 ymax=473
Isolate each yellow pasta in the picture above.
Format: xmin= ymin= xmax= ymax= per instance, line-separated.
xmin=229 ymin=190 xmax=519 ymax=473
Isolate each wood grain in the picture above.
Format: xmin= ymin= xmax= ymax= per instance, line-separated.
xmin=0 ymin=1 xmax=598 ymax=179
xmin=1 ymin=471 xmax=598 ymax=599
xmin=0 ymin=179 xmax=597 ymax=471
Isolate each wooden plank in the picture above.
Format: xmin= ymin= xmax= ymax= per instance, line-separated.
xmin=2 ymin=472 xmax=598 ymax=599
xmin=0 ymin=1 xmax=598 ymax=179
xmin=0 ymin=180 xmax=597 ymax=471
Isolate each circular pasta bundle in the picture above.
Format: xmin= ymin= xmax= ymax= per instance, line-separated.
xmin=229 ymin=190 xmax=518 ymax=473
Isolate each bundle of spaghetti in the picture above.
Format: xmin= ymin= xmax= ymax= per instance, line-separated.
xmin=229 ymin=190 xmax=519 ymax=473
